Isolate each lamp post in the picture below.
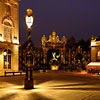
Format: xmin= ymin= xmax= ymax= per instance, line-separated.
xmin=24 ymin=8 xmax=34 ymax=89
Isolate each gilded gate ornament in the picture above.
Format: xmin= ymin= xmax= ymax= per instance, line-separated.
xmin=41 ymin=32 xmax=67 ymax=66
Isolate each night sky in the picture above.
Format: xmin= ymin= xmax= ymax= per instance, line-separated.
xmin=19 ymin=0 xmax=100 ymax=47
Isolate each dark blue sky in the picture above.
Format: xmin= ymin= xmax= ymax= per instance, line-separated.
xmin=19 ymin=0 xmax=100 ymax=47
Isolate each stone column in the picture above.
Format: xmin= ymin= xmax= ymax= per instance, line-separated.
xmin=91 ymin=47 xmax=97 ymax=62
xmin=12 ymin=45 xmax=19 ymax=71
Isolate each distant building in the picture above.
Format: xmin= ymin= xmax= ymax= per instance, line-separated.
xmin=86 ymin=35 xmax=100 ymax=72
xmin=91 ymin=34 xmax=100 ymax=61
xmin=0 ymin=0 xmax=20 ymax=72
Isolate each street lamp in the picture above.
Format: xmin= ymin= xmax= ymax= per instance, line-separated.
xmin=25 ymin=9 xmax=34 ymax=30
xmin=24 ymin=8 xmax=34 ymax=89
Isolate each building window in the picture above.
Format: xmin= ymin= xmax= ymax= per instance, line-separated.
xmin=4 ymin=49 xmax=11 ymax=69
xmin=4 ymin=22 xmax=12 ymax=42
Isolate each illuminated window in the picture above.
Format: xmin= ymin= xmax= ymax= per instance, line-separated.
xmin=4 ymin=22 xmax=12 ymax=42
xmin=4 ymin=49 xmax=11 ymax=69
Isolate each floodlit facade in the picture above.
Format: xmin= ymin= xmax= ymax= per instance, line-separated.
xmin=0 ymin=0 xmax=20 ymax=72
xmin=91 ymin=35 xmax=100 ymax=61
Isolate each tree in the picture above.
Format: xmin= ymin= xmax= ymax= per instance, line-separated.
xmin=86 ymin=39 xmax=91 ymax=51
xmin=66 ymin=36 xmax=76 ymax=51
xmin=76 ymin=39 xmax=90 ymax=51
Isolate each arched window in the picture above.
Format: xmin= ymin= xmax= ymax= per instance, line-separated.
xmin=4 ymin=21 xmax=12 ymax=42
xmin=4 ymin=49 xmax=11 ymax=69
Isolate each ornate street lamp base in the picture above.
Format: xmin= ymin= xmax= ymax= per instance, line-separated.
xmin=24 ymin=79 xmax=34 ymax=89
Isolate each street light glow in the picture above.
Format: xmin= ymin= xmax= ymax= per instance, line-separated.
xmin=25 ymin=16 xmax=34 ymax=29
xmin=25 ymin=9 xmax=34 ymax=29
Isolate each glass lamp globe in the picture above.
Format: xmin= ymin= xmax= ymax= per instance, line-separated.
xmin=25 ymin=9 xmax=34 ymax=29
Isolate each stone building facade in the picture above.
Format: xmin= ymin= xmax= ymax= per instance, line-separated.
xmin=91 ymin=35 xmax=100 ymax=62
xmin=0 ymin=0 xmax=20 ymax=72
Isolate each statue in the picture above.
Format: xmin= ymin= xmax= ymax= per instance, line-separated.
xmin=49 ymin=35 xmax=52 ymax=41
xmin=56 ymin=35 xmax=59 ymax=42
xmin=52 ymin=32 xmax=56 ymax=36
xmin=41 ymin=35 xmax=46 ymax=46
xmin=52 ymin=52 xmax=57 ymax=61
xmin=91 ymin=34 xmax=94 ymax=40
xmin=62 ymin=36 xmax=66 ymax=43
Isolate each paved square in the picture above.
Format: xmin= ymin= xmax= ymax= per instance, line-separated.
xmin=0 ymin=71 xmax=100 ymax=100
